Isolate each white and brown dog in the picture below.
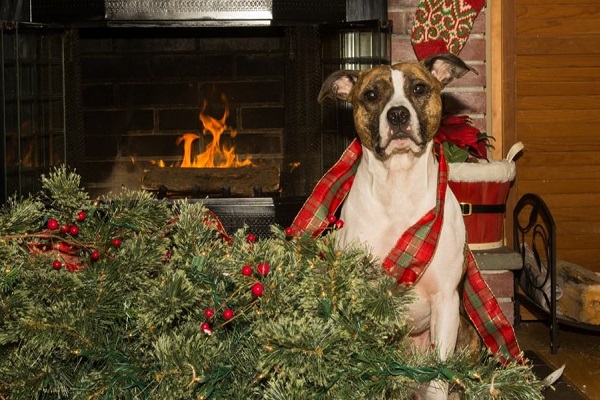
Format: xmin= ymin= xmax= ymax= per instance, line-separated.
xmin=318 ymin=53 xmax=474 ymax=399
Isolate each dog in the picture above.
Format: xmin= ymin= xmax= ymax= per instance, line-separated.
xmin=318 ymin=53 xmax=475 ymax=399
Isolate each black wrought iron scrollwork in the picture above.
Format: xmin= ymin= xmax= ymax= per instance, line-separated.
xmin=513 ymin=193 xmax=558 ymax=353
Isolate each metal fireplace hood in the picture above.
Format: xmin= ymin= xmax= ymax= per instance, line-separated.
xmin=29 ymin=0 xmax=387 ymax=27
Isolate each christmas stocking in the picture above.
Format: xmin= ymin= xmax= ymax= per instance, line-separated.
xmin=411 ymin=0 xmax=486 ymax=60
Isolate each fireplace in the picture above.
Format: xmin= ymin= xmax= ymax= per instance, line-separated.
xmin=1 ymin=0 xmax=391 ymax=235
xmin=76 ymin=25 xmax=290 ymax=198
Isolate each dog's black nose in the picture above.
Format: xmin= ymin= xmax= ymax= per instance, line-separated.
xmin=386 ymin=106 xmax=410 ymax=126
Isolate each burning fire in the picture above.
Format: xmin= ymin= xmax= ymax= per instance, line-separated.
xmin=157 ymin=94 xmax=252 ymax=168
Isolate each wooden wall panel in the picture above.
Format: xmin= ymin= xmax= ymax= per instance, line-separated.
xmin=514 ymin=0 xmax=600 ymax=271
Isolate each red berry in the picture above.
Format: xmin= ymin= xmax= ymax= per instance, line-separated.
xmin=241 ymin=265 xmax=253 ymax=276
xmin=52 ymin=260 xmax=62 ymax=270
xmin=246 ymin=233 xmax=256 ymax=243
xmin=222 ymin=309 xmax=234 ymax=320
xmin=204 ymin=308 xmax=215 ymax=319
xmin=251 ymin=282 xmax=264 ymax=297
xmin=335 ymin=219 xmax=344 ymax=229
xmin=47 ymin=219 xmax=59 ymax=231
xmin=112 ymin=238 xmax=122 ymax=247
xmin=257 ymin=262 xmax=270 ymax=276
xmin=200 ymin=322 xmax=212 ymax=335
xmin=284 ymin=226 xmax=293 ymax=236
xmin=69 ymin=225 xmax=79 ymax=236
xmin=77 ymin=211 xmax=86 ymax=222
xmin=327 ymin=214 xmax=337 ymax=223
xmin=90 ymin=251 xmax=100 ymax=262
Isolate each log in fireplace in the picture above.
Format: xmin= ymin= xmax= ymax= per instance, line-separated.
xmin=1 ymin=0 xmax=390 ymax=235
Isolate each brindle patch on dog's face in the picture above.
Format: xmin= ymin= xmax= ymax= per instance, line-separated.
xmin=349 ymin=65 xmax=393 ymax=152
xmin=349 ymin=63 xmax=444 ymax=159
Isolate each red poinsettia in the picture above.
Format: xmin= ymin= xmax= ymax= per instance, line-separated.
xmin=434 ymin=115 xmax=492 ymax=162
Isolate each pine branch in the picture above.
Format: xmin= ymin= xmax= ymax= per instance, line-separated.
xmin=0 ymin=196 xmax=45 ymax=234
xmin=99 ymin=188 xmax=171 ymax=234
xmin=40 ymin=165 xmax=89 ymax=212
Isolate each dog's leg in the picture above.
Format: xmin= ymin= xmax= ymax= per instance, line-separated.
xmin=431 ymin=291 xmax=461 ymax=358
xmin=423 ymin=291 xmax=461 ymax=400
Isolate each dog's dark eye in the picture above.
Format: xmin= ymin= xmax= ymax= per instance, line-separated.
xmin=413 ymin=83 xmax=426 ymax=95
xmin=364 ymin=89 xmax=378 ymax=102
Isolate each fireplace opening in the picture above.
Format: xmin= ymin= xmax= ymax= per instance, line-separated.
xmin=1 ymin=1 xmax=391 ymax=235
xmin=76 ymin=25 xmax=288 ymax=199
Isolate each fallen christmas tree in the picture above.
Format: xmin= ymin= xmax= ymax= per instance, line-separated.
xmin=0 ymin=167 xmax=545 ymax=399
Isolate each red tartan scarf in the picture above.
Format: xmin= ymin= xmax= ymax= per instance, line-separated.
xmin=290 ymin=138 xmax=523 ymax=364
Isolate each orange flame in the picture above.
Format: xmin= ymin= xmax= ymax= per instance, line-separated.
xmin=176 ymin=95 xmax=252 ymax=168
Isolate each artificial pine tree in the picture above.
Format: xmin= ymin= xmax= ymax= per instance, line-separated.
xmin=0 ymin=166 xmax=545 ymax=399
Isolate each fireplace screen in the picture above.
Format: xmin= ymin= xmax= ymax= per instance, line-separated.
xmin=1 ymin=23 xmax=67 ymax=201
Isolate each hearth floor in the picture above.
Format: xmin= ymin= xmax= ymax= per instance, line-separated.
xmin=515 ymin=311 xmax=600 ymax=399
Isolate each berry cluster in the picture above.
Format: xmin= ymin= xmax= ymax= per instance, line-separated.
xmin=199 ymin=261 xmax=269 ymax=335
xmin=45 ymin=211 xmax=122 ymax=272
xmin=200 ymin=307 xmax=235 ymax=335
xmin=45 ymin=213 xmax=85 ymax=272
xmin=46 ymin=214 xmax=82 ymax=238
xmin=242 ymin=262 xmax=269 ymax=297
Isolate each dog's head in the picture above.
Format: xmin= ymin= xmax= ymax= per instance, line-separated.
xmin=318 ymin=53 xmax=474 ymax=160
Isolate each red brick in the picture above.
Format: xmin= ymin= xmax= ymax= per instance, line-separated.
xmin=457 ymin=37 xmax=486 ymax=61
xmin=391 ymin=39 xmax=418 ymax=63
xmin=472 ymin=10 xmax=486 ymax=34
xmin=498 ymin=298 xmax=515 ymax=325
xmin=481 ymin=271 xmax=516 ymax=324
xmin=482 ymin=270 xmax=515 ymax=299
xmin=388 ymin=10 xmax=414 ymax=35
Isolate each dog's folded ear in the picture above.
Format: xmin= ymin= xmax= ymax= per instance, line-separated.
xmin=318 ymin=70 xmax=360 ymax=103
xmin=422 ymin=53 xmax=477 ymax=87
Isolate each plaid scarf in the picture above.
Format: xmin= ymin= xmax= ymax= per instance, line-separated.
xmin=290 ymin=139 xmax=522 ymax=363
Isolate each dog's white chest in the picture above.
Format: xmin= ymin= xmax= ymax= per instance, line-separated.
xmin=337 ymin=148 xmax=437 ymax=260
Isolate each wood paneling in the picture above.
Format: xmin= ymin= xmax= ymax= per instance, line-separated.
xmin=516 ymin=35 xmax=600 ymax=55
xmin=518 ymin=82 xmax=600 ymax=96
xmin=513 ymin=0 xmax=600 ymax=271
xmin=490 ymin=1 xmax=518 ymax=241
xmin=517 ymin=4 xmax=600 ymax=19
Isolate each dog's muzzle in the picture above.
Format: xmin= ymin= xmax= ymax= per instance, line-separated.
xmin=383 ymin=105 xmax=423 ymax=148
xmin=387 ymin=106 xmax=410 ymax=128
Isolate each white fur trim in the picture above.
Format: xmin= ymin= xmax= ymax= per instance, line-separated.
xmin=468 ymin=240 xmax=504 ymax=250
xmin=449 ymin=159 xmax=516 ymax=183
